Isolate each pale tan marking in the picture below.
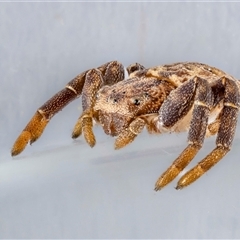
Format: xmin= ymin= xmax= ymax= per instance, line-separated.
xmin=194 ymin=100 xmax=210 ymax=109
xmin=129 ymin=126 xmax=138 ymax=135
xmin=66 ymin=85 xmax=78 ymax=95
xmin=224 ymin=102 xmax=239 ymax=109
xmin=37 ymin=109 xmax=46 ymax=117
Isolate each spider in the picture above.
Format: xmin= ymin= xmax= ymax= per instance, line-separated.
xmin=11 ymin=61 xmax=240 ymax=190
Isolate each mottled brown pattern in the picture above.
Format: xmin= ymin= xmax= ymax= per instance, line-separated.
xmin=12 ymin=61 xmax=240 ymax=191
xmin=41 ymin=88 xmax=78 ymax=119
xmin=66 ymin=72 xmax=87 ymax=96
xmin=147 ymin=62 xmax=231 ymax=87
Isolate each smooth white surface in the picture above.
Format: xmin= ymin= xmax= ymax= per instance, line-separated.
xmin=1 ymin=2 xmax=240 ymax=238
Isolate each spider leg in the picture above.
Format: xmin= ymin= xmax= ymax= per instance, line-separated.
xmin=114 ymin=117 xmax=145 ymax=149
xmin=72 ymin=69 xmax=103 ymax=147
xmin=176 ymin=77 xmax=239 ymax=189
xmin=155 ymin=77 xmax=213 ymax=190
xmin=11 ymin=71 xmax=86 ymax=156
xmin=11 ymin=61 xmax=124 ymax=156
xmin=72 ymin=61 xmax=125 ymax=147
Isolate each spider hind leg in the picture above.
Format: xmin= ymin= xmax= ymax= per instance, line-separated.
xmin=176 ymin=77 xmax=239 ymax=189
xmin=155 ymin=76 xmax=214 ymax=190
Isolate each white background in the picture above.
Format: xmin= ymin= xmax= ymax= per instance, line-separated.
xmin=1 ymin=2 xmax=240 ymax=238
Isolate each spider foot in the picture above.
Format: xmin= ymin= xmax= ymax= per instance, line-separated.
xmin=72 ymin=112 xmax=96 ymax=147
xmin=176 ymin=146 xmax=229 ymax=189
xmin=154 ymin=144 xmax=200 ymax=191
xmin=11 ymin=111 xmax=48 ymax=156
xmin=72 ymin=117 xmax=83 ymax=139
xmin=82 ymin=116 xmax=96 ymax=147
xmin=114 ymin=130 xmax=136 ymax=150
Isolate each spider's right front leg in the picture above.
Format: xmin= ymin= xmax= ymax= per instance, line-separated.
xmin=11 ymin=61 xmax=124 ymax=156
xmin=11 ymin=71 xmax=86 ymax=156
xmin=71 ymin=61 xmax=125 ymax=147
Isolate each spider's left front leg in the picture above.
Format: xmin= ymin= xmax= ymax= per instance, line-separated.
xmin=11 ymin=61 xmax=124 ymax=156
xmin=114 ymin=117 xmax=146 ymax=149
xmin=11 ymin=70 xmax=87 ymax=156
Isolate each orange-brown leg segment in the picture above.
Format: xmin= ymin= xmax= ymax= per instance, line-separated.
xmin=11 ymin=72 xmax=86 ymax=156
xmin=114 ymin=117 xmax=145 ymax=149
xmin=11 ymin=111 xmax=49 ymax=156
xmin=176 ymin=146 xmax=229 ymax=189
xmin=155 ymin=77 xmax=213 ymax=191
xmin=155 ymin=144 xmax=201 ymax=190
xmin=176 ymin=78 xmax=239 ymax=189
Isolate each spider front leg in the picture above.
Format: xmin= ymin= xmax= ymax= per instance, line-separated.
xmin=72 ymin=61 xmax=125 ymax=147
xmin=176 ymin=77 xmax=239 ymax=189
xmin=11 ymin=72 xmax=86 ymax=156
xmin=11 ymin=61 xmax=124 ymax=156
xmin=155 ymin=77 xmax=213 ymax=190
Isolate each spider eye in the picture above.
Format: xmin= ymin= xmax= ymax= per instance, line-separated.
xmin=113 ymin=98 xmax=117 ymax=103
xmin=133 ymin=99 xmax=140 ymax=106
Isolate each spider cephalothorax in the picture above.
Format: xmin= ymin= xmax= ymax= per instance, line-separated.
xmin=94 ymin=76 xmax=174 ymax=136
xmin=12 ymin=61 xmax=240 ymax=190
